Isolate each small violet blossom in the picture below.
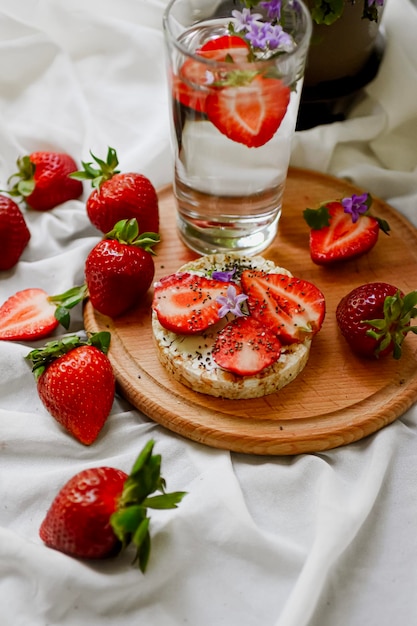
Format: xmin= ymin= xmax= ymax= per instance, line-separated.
xmin=261 ymin=23 xmax=294 ymax=52
xmin=367 ymin=0 xmax=384 ymax=6
xmin=341 ymin=193 xmax=370 ymax=223
xmin=232 ymin=6 xmax=294 ymax=53
xmin=216 ymin=285 xmax=248 ymax=318
xmin=259 ymin=0 xmax=282 ymax=20
xmin=212 ymin=268 xmax=236 ymax=282
xmin=232 ymin=8 xmax=262 ymax=32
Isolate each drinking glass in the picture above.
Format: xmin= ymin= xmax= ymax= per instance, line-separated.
xmin=163 ymin=0 xmax=312 ymax=255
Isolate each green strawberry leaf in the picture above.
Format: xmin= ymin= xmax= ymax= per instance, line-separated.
xmin=49 ymin=283 xmax=88 ymax=329
xmin=364 ymin=289 xmax=417 ymax=359
xmin=303 ymin=205 xmax=331 ymax=230
xmin=110 ymin=439 xmax=187 ymax=572
xmin=105 ymin=218 xmax=160 ymax=253
xmin=69 ymin=146 xmax=120 ymax=188
xmin=25 ymin=331 xmax=111 ymax=379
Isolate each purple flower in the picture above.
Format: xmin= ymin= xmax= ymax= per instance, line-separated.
xmin=259 ymin=0 xmax=282 ymax=20
xmin=243 ymin=20 xmax=268 ymax=49
xmin=212 ymin=268 xmax=236 ymax=282
xmin=232 ymin=8 xmax=262 ymax=32
xmin=262 ymin=23 xmax=294 ymax=51
xmin=341 ymin=193 xmax=370 ymax=223
xmin=216 ymin=285 xmax=248 ymax=318
xmin=367 ymin=0 xmax=384 ymax=6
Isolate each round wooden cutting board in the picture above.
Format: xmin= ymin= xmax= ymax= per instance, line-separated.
xmin=84 ymin=168 xmax=417 ymax=455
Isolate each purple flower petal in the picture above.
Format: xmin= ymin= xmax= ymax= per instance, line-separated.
xmin=341 ymin=193 xmax=370 ymax=223
xmin=216 ymin=285 xmax=248 ymax=318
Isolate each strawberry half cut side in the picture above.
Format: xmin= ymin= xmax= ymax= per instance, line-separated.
xmin=0 ymin=284 xmax=88 ymax=341
xmin=213 ymin=315 xmax=282 ymax=375
xmin=205 ymin=76 xmax=291 ymax=148
xmin=0 ymin=288 xmax=59 ymax=341
xmin=304 ymin=201 xmax=381 ymax=265
xmin=241 ymin=271 xmax=326 ymax=344
xmin=152 ymin=272 xmax=243 ymax=334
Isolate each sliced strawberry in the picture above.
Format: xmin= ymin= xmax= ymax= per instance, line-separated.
xmin=0 ymin=288 xmax=59 ymax=341
xmin=213 ymin=315 xmax=281 ymax=375
xmin=152 ymin=272 xmax=241 ymax=334
xmin=205 ymin=76 xmax=290 ymax=148
xmin=175 ymin=35 xmax=250 ymax=113
xmin=304 ymin=201 xmax=381 ymax=265
xmin=240 ymin=271 xmax=326 ymax=344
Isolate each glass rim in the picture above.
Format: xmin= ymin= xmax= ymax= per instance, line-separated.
xmin=162 ymin=0 xmax=313 ymax=66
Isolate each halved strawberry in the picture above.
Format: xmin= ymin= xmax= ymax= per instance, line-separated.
xmin=175 ymin=35 xmax=250 ymax=113
xmin=303 ymin=201 xmax=386 ymax=265
xmin=213 ymin=315 xmax=281 ymax=375
xmin=205 ymin=76 xmax=290 ymax=148
xmin=0 ymin=284 xmax=87 ymax=341
xmin=152 ymin=272 xmax=242 ymax=334
xmin=0 ymin=288 xmax=59 ymax=341
xmin=240 ymin=271 xmax=326 ymax=344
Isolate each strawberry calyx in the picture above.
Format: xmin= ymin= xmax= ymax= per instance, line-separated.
xmin=26 ymin=331 xmax=111 ymax=381
xmin=70 ymin=146 xmax=120 ymax=189
xmin=105 ymin=218 xmax=160 ymax=254
xmin=48 ymin=283 xmax=88 ymax=329
xmin=110 ymin=439 xmax=186 ymax=572
xmin=364 ymin=290 xmax=417 ymax=359
xmin=6 ymin=155 xmax=37 ymax=200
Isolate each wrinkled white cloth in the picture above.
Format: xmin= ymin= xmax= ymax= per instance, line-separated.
xmin=1 ymin=0 xmax=417 ymax=625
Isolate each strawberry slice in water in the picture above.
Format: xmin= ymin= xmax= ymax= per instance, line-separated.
xmin=0 ymin=288 xmax=59 ymax=341
xmin=213 ymin=315 xmax=281 ymax=375
xmin=174 ymin=35 xmax=250 ymax=113
xmin=241 ymin=271 xmax=326 ymax=344
xmin=304 ymin=201 xmax=381 ymax=265
xmin=205 ymin=76 xmax=291 ymax=148
xmin=152 ymin=272 xmax=242 ymax=334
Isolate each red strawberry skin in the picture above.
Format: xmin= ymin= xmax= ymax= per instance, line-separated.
xmin=241 ymin=271 xmax=326 ymax=344
xmin=0 ymin=288 xmax=59 ymax=341
xmin=85 ymin=239 xmax=155 ymax=318
xmin=309 ymin=202 xmax=380 ymax=265
xmin=206 ymin=76 xmax=291 ymax=148
xmin=213 ymin=315 xmax=281 ymax=375
xmin=37 ymin=345 xmax=115 ymax=445
xmin=152 ymin=272 xmax=241 ymax=334
xmin=39 ymin=466 xmax=127 ymax=559
xmin=25 ymin=152 xmax=83 ymax=211
xmin=86 ymin=173 xmax=159 ymax=235
xmin=336 ymin=282 xmax=401 ymax=358
xmin=0 ymin=195 xmax=30 ymax=270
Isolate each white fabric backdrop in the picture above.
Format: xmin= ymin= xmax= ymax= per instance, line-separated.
xmin=1 ymin=0 xmax=417 ymax=625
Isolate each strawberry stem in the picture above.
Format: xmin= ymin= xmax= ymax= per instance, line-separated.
xmin=25 ymin=331 xmax=111 ymax=380
xmin=110 ymin=440 xmax=186 ymax=573
xmin=364 ymin=289 xmax=417 ymax=359
xmin=69 ymin=146 xmax=120 ymax=189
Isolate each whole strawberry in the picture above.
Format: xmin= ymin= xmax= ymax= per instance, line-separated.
xmin=26 ymin=332 xmax=115 ymax=444
xmin=336 ymin=283 xmax=417 ymax=359
xmin=39 ymin=440 xmax=186 ymax=572
xmin=0 ymin=194 xmax=30 ymax=270
xmin=85 ymin=218 xmax=160 ymax=318
xmin=71 ymin=147 xmax=159 ymax=234
xmin=8 ymin=151 xmax=83 ymax=211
